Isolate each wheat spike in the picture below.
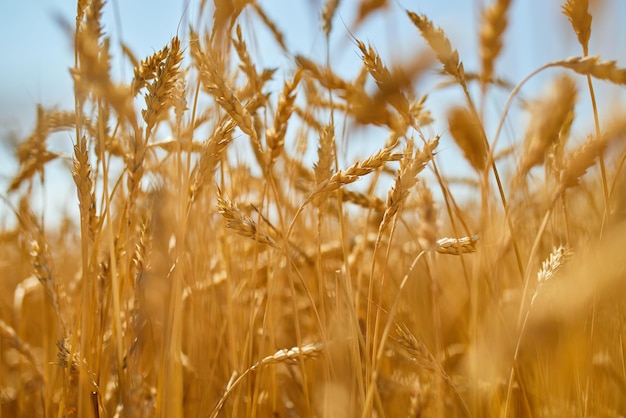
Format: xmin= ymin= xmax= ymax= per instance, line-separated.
xmin=562 ymin=0 xmax=592 ymax=53
xmin=131 ymin=45 xmax=168 ymax=95
xmin=479 ymin=0 xmax=512 ymax=85
xmin=407 ymin=11 xmax=464 ymax=81
xmin=267 ymin=70 xmax=302 ymax=167
xmin=71 ymin=135 xmax=97 ymax=241
xmin=322 ymin=0 xmax=340 ymax=36
xmin=416 ymin=182 xmax=439 ymax=251
xmin=554 ymin=117 xmax=626 ymax=195
xmin=342 ymin=190 xmax=385 ymax=212
xmin=0 ymin=319 xmax=43 ymax=381
xmin=191 ymin=120 xmax=237 ymax=200
xmin=210 ymin=343 xmax=323 ymax=418
xmin=531 ymin=245 xmax=572 ymax=305
xmin=190 ymin=30 xmax=259 ymax=144
xmin=447 ymin=106 xmax=487 ymax=172
xmin=217 ymin=193 xmax=279 ymax=248
xmin=436 ymin=235 xmax=479 ymax=255
xmin=296 ymin=55 xmax=349 ymax=90
xmin=517 ymin=74 xmax=578 ymax=180
xmin=309 ymin=142 xmax=402 ymax=200
xmin=552 ymin=56 xmax=626 ymax=86
xmin=142 ymin=37 xmax=183 ymax=137
xmin=251 ymin=2 xmax=287 ymax=52
xmin=382 ymin=136 xmax=438 ymax=230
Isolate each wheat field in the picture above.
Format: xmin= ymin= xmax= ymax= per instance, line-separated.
xmin=1 ymin=0 xmax=626 ymax=416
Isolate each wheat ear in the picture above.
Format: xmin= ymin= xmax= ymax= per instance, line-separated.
xmin=479 ymin=0 xmax=512 ymax=86
xmin=210 ymin=343 xmax=323 ymax=418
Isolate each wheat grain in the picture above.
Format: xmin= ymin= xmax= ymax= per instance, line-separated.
xmin=436 ymin=235 xmax=479 ymax=255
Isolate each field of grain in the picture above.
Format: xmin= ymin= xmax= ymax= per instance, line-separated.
xmin=1 ymin=0 xmax=626 ymax=416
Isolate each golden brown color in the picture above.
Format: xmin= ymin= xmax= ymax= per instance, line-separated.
xmin=1 ymin=0 xmax=626 ymax=417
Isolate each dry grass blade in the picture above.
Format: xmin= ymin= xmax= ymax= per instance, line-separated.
xmin=479 ymin=0 xmax=512 ymax=85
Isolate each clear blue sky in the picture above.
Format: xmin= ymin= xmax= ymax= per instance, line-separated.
xmin=1 ymin=0 xmax=625 ymax=222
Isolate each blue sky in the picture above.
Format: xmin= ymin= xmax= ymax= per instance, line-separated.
xmin=1 ymin=0 xmax=625 ymax=223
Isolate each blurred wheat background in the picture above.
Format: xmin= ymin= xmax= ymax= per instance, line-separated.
xmin=1 ymin=0 xmax=626 ymax=417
